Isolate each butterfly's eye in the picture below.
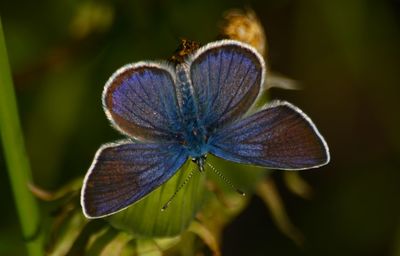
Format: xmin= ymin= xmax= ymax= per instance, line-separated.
xmin=203 ymin=134 xmax=209 ymax=142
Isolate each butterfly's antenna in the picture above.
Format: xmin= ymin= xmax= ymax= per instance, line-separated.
xmin=161 ymin=167 xmax=197 ymax=211
xmin=206 ymin=162 xmax=246 ymax=196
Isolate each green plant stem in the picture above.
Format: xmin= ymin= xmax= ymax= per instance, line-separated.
xmin=0 ymin=18 xmax=43 ymax=256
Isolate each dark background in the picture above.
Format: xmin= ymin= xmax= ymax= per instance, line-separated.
xmin=1 ymin=0 xmax=400 ymax=255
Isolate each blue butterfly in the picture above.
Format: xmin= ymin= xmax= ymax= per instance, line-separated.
xmin=81 ymin=40 xmax=330 ymax=219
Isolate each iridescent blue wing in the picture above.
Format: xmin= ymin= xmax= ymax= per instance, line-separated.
xmin=103 ymin=62 xmax=181 ymax=142
xmin=189 ymin=40 xmax=265 ymax=129
xmin=81 ymin=141 xmax=187 ymax=218
xmin=209 ymin=101 xmax=330 ymax=170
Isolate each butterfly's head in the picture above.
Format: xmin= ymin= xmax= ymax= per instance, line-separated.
xmin=192 ymin=155 xmax=207 ymax=172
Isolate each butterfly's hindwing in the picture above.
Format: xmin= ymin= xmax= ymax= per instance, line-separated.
xmin=209 ymin=101 xmax=330 ymax=170
xmin=81 ymin=141 xmax=187 ymax=218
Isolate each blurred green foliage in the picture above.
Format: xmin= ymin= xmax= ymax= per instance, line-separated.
xmin=1 ymin=0 xmax=400 ymax=255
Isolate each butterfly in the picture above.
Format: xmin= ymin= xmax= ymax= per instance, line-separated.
xmin=81 ymin=40 xmax=330 ymax=219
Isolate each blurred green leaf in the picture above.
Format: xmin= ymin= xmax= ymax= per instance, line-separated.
xmin=136 ymin=239 xmax=162 ymax=256
xmin=85 ymin=227 xmax=119 ymax=255
xmin=283 ymin=172 xmax=313 ymax=199
xmin=96 ymin=231 xmax=132 ymax=256
xmin=47 ymin=211 xmax=88 ymax=256
xmin=257 ymin=178 xmax=304 ymax=246
xmin=0 ymin=17 xmax=43 ymax=256
xmin=64 ymin=219 xmax=106 ymax=256
xmin=188 ymin=221 xmax=220 ymax=256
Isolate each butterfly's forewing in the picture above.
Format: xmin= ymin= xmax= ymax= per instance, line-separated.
xmin=209 ymin=101 xmax=330 ymax=170
xmin=81 ymin=141 xmax=187 ymax=218
xmin=103 ymin=63 xmax=181 ymax=142
xmin=189 ymin=40 xmax=265 ymax=129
